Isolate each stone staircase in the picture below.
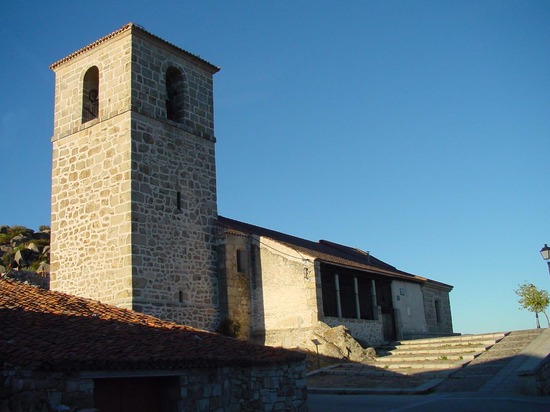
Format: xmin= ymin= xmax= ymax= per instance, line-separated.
xmin=434 ymin=328 xmax=547 ymax=393
xmin=307 ymin=329 xmax=548 ymax=394
xmin=373 ymin=332 xmax=508 ymax=374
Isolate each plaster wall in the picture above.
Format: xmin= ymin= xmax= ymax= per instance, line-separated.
xmin=391 ymin=280 xmax=429 ymax=339
xmin=253 ymin=237 xmax=318 ymax=347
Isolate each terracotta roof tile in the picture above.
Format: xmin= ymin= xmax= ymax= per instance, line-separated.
xmin=0 ymin=278 xmax=303 ymax=372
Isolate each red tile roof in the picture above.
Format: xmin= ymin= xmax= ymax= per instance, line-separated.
xmin=0 ymin=278 xmax=303 ymax=372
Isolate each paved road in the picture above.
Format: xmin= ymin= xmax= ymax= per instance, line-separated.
xmin=308 ymin=393 xmax=550 ymax=412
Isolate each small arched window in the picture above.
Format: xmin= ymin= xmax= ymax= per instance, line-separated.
xmin=165 ymin=67 xmax=185 ymax=123
xmin=82 ymin=66 xmax=99 ymax=123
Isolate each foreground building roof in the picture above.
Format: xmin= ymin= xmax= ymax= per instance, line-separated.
xmin=0 ymin=278 xmax=304 ymax=372
xmin=218 ymin=215 xmax=453 ymax=289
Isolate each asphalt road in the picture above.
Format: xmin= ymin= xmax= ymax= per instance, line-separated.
xmin=308 ymin=393 xmax=550 ymax=412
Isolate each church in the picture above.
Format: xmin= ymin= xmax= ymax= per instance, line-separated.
xmin=49 ymin=23 xmax=454 ymax=352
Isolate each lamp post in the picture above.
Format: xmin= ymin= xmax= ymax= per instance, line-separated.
xmin=541 ymin=244 xmax=550 ymax=276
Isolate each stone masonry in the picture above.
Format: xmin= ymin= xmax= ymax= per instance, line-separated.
xmin=422 ymin=282 xmax=453 ymax=336
xmin=2 ymin=363 xmax=308 ymax=411
xmin=217 ymin=231 xmax=254 ymax=338
xmin=49 ymin=24 xmax=220 ymax=330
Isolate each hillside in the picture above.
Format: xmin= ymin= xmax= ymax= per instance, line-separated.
xmin=0 ymin=225 xmax=50 ymax=277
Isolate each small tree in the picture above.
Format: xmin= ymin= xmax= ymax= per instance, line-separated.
xmin=515 ymin=283 xmax=550 ymax=328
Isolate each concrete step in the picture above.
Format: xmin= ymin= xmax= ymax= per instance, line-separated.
xmin=390 ymin=339 xmax=501 ymax=351
xmin=392 ymin=333 xmax=507 ymax=348
xmin=372 ymin=332 xmax=509 ymax=371
xmin=316 ymin=364 xmax=454 ymax=378
xmin=377 ymin=352 xmax=477 ymax=363
xmin=387 ymin=344 xmax=489 ymax=356
xmin=380 ymin=359 xmax=467 ymax=370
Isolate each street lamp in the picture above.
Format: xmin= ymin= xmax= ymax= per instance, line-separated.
xmin=540 ymin=244 xmax=550 ymax=276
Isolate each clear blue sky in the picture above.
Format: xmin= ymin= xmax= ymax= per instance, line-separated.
xmin=1 ymin=1 xmax=549 ymax=334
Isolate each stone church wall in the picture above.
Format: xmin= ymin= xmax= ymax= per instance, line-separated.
xmin=130 ymin=114 xmax=219 ymax=329
xmin=391 ymin=280 xmax=429 ymax=340
xmin=51 ymin=29 xmax=133 ymax=139
xmin=50 ymin=29 xmax=134 ymax=309
xmin=422 ymin=282 xmax=454 ymax=336
xmin=253 ymin=237 xmax=318 ymax=347
xmin=50 ymin=25 xmax=220 ymax=331
xmin=217 ymin=232 xmax=253 ymax=339
xmin=131 ymin=33 xmax=216 ymax=139
xmin=127 ymin=29 xmax=219 ymax=330
xmin=50 ymin=115 xmax=133 ymax=308
xmin=219 ymin=233 xmax=320 ymax=347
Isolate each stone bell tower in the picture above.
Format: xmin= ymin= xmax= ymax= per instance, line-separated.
xmin=49 ymin=23 xmax=220 ymax=330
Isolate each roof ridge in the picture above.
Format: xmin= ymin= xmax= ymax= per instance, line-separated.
xmin=50 ymin=22 xmax=220 ymax=73
xmin=319 ymin=239 xmax=371 ymax=258
xmin=218 ymin=215 xmax=316 ymax=246
xmin=50 ymin=23 xmax=133 ymax=70
xmin=217 ymin=216 xmax=442 ymax=285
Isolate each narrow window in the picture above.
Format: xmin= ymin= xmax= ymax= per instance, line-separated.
xmin=357 ymin=277 xmax=374 ymax=320
xmin=82 ymin=66 xmax=99 ymax=123
xmin=321 ymin=271 xmax=337 ymax=317
xmin=236 ymin=249 xmax=246 ymax=273
xmin=165 ymin=67 xmax=185 ymax=122
xmin=176 ymin=191 xmax=181 ymax=210
xmin=435 ymin=299 xmax=442 ymax=323
xmin=339 ymin=275 xmax=355 ymax=318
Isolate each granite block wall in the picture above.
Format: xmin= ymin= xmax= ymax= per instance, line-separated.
xmin=422 ymin=283 xmax=454 ymax=336
xmin=1 ymin=362 xmax=308 ymax=412
xmin=50 ymin=24 xmax=220 ymax=330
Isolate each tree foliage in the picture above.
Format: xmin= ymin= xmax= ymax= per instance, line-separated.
xmin=515 ymin=282 xmax=550 ymax=327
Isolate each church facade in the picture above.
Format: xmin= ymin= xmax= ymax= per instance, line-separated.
xmin=217 ymin=216 xmax=453 ymax=349
xmin=49 ymin=23 xmax=453 ymax=349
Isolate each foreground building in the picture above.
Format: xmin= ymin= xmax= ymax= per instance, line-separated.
xmin=0 ymin=278 xmax=307 ymax=411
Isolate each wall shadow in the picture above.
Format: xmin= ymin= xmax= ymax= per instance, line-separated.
xmin=305 ymin=348 xmax=550 ymax=395
xmin=249 ymin=239 xmax=266 ymax=345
